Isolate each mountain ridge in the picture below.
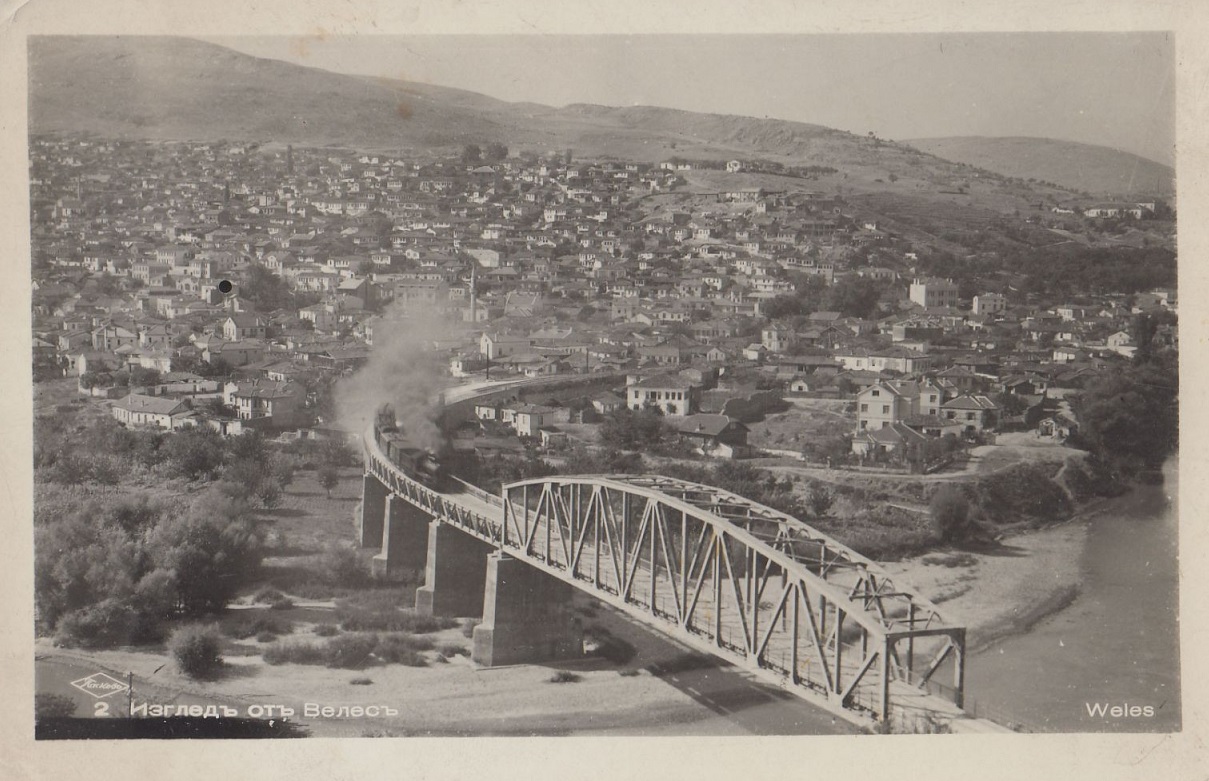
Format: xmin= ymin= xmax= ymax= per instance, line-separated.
xmin=905 ymin=136 xmax=1172 ymax=196
xmin=28 ymin=36 xmax=1170 ymax=197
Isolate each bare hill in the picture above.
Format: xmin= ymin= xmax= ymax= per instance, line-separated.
xmin=905 ymin=136 xmax=1173 ymax=197
xmin=30 ymin=36 xmax=1089 ymax=218
xmin=27 ymin=37 xmax=898 ymax=169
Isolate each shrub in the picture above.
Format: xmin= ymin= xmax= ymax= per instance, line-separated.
xmin=320 ymin=545 xmax=370 ymax=587
xmin=349 ymin=677 xmax=373 ymax=686
xmin=169 ymin=624 xmax=224 ymax=680
xmin=314 ymin=623 xmax=340 ymax=637
xmin=324 ymin=633 xmax=379 ymax=669
xmin=337 ymin=606 xmax=456 ymax=634
xmin=808 ymin=486 xmax=834 ymax=517
xmin=548 ymin=670 xmax=582 ymax=684
xmin=930 ymin=485 xmax=975 ymax=544
xmin=256 ymin=631 xmax=278 ymax=643
xmin=55 ymin=599 xmax=138 ymax=649
xmin=973 ymin=463 xmax=1072 ymax=524
xmin=373 ymin=634 xmax=431 ymax=667
xmin=438 ymin=643 xmax=469 ymax=658
xmin=461 ymin=619 xmax=480 ymax=639
xmin=223 ymin=612 xmax=293 ymax=639
xmin=262 ymin=639 xmax=328 ymax=666
xmin=35 ymin=693 xmax=78 ymax=720
xmin=269 ymin=598 xmax=295 ymax=611
xmin=252 ymin=587 xmax=288 ymax=605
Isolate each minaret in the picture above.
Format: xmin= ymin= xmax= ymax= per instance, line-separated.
xmin=469 ymin=262 xmax=478 ymax=322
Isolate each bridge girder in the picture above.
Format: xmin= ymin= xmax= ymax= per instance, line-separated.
xmin=501 ymin=475 xmax=966 ymax=720
xmin=364 ymin=427 xmax=965 ymax=724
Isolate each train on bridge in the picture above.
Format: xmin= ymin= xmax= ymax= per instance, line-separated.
xmin=373 ymin=405 xmax=449 ymax=491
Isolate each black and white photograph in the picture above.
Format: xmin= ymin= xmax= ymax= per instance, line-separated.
xmin=4 ymin=0 xmax=1205 ymax=777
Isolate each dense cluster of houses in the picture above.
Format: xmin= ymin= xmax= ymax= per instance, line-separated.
xmin=30 ymin=137 xmax=1176 ymax=466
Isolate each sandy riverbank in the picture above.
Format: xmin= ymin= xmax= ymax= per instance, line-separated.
xmin=34 ymin=591 xmax=856 ymax=738
xmin=884 ymin=513 xmax=1097 ymax=654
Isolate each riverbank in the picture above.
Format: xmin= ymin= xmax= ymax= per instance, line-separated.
xmin=883 ymin=514 xmax=1093 ymax=653
xmin=34 ymin=588 xmax=858 ymax=738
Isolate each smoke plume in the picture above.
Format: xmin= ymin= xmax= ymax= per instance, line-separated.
xmin=334 ymin=303 xmax=450 ymax=451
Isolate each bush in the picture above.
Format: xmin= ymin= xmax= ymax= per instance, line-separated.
xmin=547 ymin=670 xmax=582 ymax=684
xmin=169 ymin=624 xmax=224 ymax=680
xmin=35 ymin=693 xmax=78 ymax=720
xmin=349 ymin=677 xmax=373 ymax=686
xmin=314 ymin=623 xmax=340 ymax=637
xmin=930 ymin=485 xmax=975 ymax=544
xmin=973 ymin=463 xmax=1072 ymax=524
xmin=336 ymin=606 xmax=456 ymax=634
xmin=252 ymin=587 xmax=288 ymax=605
xmin=262 ymin=639 xmax=328 ymax=666
xmin=438 ymin=642 xmax=469 ymax=658
xmin=320 ymin=546 xmax=369 ymax=587
xmin=324 ymin=633 xmax=379 ymax=669
xmin=374 ymin=633 xmax=432 ymax=666
xmin=256 ymin=631 xmax=278 ymax=643
xmin=808 ymin=486 xmax=834 ymax=517
xmin=461 ymin=619 xmax=480 ymax=639
xmin=55 ymin=599 xmax=138 ymax=649
xmin=223 ymin=612 xmax=293 ymax=639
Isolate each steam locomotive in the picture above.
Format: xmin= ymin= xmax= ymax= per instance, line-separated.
xmin=373 ymin=406 xmax=448 ymax=491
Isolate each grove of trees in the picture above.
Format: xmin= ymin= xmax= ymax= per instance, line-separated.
xmin=1072 ymin=349 xmax=1178 ymax=479
xmin=32 ymin=417 xmax=313 ymax=647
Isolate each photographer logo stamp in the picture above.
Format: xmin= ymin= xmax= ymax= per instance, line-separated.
xmin=70 ymin=673 xmax=129 ymax=700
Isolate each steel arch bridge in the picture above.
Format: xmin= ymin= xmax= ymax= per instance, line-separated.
xmin=364 ymin=431 xmax=967 ymax=727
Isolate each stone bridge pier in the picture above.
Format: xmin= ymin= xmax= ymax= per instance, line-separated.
xmin=357 ymin=473 xmax=582 ymax=667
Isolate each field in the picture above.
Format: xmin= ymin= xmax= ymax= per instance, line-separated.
xmin=745 ymin=398 xmax=854 ymax=453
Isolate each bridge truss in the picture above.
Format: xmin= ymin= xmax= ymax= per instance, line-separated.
xmin=499 ymin=475 xmax=966 ymax=724
xmin=364 ymin=431 xmax=965 ymax=726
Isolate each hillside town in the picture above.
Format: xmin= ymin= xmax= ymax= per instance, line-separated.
xmin=25 ymin=21 xmax=1186 ymax=748
xmin=31 ymin=136 xmax=1176 ymax=471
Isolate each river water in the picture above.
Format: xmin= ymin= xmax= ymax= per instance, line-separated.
xmin=964 ymin=457 xmax=1181 ymax=732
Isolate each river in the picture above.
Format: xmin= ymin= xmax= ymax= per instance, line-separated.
xmin=963 ymin=457 xmax=1181 ymax=732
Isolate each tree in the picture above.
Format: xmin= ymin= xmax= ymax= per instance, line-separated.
xmin=147 ymin=502 xmax=264 ymax=615
xmin=995 ymin=392 xmax=1030 ymax=417
xmin=1072 ymin=356 xmax=1177 ymax=478
xmin=484 ymin=142 xmax=508 ymax=162
xmin=826 ymin=275 xmax=884 ymax=319
xmin=163 ymin=427 xmax=226 ymax=480
xmin=129 ymin=366 xmax=161 ymax=387
xmin=808 ymin=486 xmax=833 ymax=517
xmin=1131 ymin=312 xmax=1158 ymax=365
xmin=600 ymin=407 xmax=668 ymax=450
xmin=241 ymin=265 xmax=292 ymax=311
xmin=319 ymin=464 xmax=340 ymax=498
xmin=462 ymin=144 xmax=482 ymax=164
xmin=930 ymin=485 xmax=976 ymax=544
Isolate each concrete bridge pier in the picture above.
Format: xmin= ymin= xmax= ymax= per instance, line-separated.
xmin=472 ymin=553 xmax=584 ymax=667
xmin=370 ymin=494 xmax=431 ymax=581
xmin=416 ymin=520 xmax=493 ymax=617
xmin=357 ymin=473 xmax=389 ymax=549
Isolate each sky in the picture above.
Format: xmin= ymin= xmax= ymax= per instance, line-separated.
xmin=206 ymin=33 xmax=1174 ymax=166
